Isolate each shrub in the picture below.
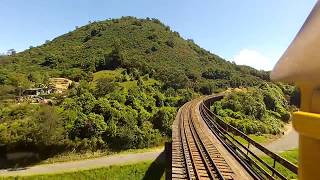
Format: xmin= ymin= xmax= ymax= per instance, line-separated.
xmin=211 ymin=85 xmax=290 ymax=135
xmin=165 ymin=39 xmax=175 ymax=48
xmin=152 ymin=107 xmax=177 ymax=136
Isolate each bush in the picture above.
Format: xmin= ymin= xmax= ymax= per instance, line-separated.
xmin=211 ymin=85 xmax=290 ymax=135
xmin=165 ymin=39 xmax=175 ymax=48
xmin=152 ymin=107 xmax=177 ymax=136
xmin=95 ymin=78 xmax=117 ymax=97
xmin=70 ymin=113 xmax=107 ymax=139
xmin=34 ymin=106 xmax=65 ymax=147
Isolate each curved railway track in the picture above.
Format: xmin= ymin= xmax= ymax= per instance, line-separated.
xmin=172 ymin=99 xmax=236 ymax=180
xmin=172 ymin=95 xmax=298 ymax=180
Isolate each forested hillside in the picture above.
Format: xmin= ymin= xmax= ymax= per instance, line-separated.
xmin=0 ymin=16 xmax=269 ymax=96
xmin=0 ymin=17 xmax=283 ymax=162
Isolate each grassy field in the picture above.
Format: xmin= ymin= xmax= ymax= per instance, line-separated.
xmin=1 ymin=160 xmax=166 ymax=180
xmin=92 ymin=69 xmax=159 ymax=90
xmin=233 ymin=134 xmax=269 ymax=144
xmin=92 ymin=69 xmax=124 ymax=81
xmin=260 ymin=149 xmax=298 ymax=179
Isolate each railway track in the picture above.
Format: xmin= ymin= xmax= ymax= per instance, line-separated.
xmin=172 ymin=100 xmax=235 ymax=180
xmin=172 ymin=95 xmax=298 ymax=180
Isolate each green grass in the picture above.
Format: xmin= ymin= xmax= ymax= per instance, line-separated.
xmin=260 ymin=149 xmax=298 ymax=179
xmin=249 ymin=134 xmax=269 ymax=144
xmin=119 ymin=78 xmax=158 ymax=89
xmin=1 ymin=160 xmax=166 ymax=180
xmin=92 ymin=69 xmax=124 ymax=81
xmin=279 ymin=149 xmax=298 ymax=165
xmin=231 ymin=134 xmax=273 ymax=146
xmin=233 ymin=134 xmax=269 ymax=144
xmin=92 ymin=69 xmax=159 ymax=90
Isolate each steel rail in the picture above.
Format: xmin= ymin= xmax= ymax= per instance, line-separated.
xmin=177 ymin=101 xmax=232 ymax=180
xmin=187 ymin=106 xmax=224 ymax=180
xmin=179 ymin=104 xmax=193 ymax=180
xmin=179 ymin=104 xmax=197 ymax=179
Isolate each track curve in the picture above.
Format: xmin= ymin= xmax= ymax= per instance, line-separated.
xmin=172 ymin=97 xmax=253 ymax=180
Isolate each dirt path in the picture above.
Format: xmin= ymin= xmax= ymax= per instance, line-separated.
xmin=251 ymin=123 xmax=298 ymax=156
xmin=0 ymin=149 xmax=164 ymax=177
xmin=264 ymin=123 xmax=299 ymax=152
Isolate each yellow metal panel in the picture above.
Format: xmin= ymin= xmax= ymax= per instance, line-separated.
xmin=293 ymin=111 xmax=320 ymax=140
xmin=292 ymin=85 xmax=320 ymax=179
xmin=298 ymin=136 xmax=320 ymax=180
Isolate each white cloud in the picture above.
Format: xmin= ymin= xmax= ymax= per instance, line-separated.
xmin=232 ymin=49 xmax=274 ymax=70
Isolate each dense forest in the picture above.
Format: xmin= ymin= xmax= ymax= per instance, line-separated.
xmin=0 ymin=17 xmax=290 ymax=158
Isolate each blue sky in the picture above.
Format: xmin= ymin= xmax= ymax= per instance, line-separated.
xmin=0 ymin=0 xmax=316 ymax=70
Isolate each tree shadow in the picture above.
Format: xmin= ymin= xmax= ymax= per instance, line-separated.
xmin=142 ymin=151 xmax=167 ymax=180
xmin=0 ymin=144 xmax=69 ymax=170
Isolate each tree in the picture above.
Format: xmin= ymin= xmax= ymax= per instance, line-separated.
xmin=0 ymin=73 xmax=6 ymax=85
xmin=27 ymin=72 xmax=43 ymax=84
xmin=7 ymin=49 xmax=16 ymax=56
xmin=162 ymin=70 xmax=190 ymax=89
xmin=7 ymin=73 xmax=32 ymax=96
xmin=202 ymin=68 xmax=231 ymax=80
xmin=70 ymin=113 xmax=107 ymax=139
xmin=35 ymin=106 xmax=65 ymax=147
xmin=95 ymin=78 xmax=117 ymax=97
xmin=166 ymin=39 xmax=175 ymax=48
xmin=97 ymin=43 xmax=123 ymax=70
xmin=199 ymin=82 xmax=214 ymax=95
xmin=77 ymin=92 xmax=96 ymax=114
xmin=137 ymin=77 xmax=144 ymax=87
xmin=90 ymin=29 xmax=99 ymax=36
xmin=152 ymin=107 xmax=176 ymax=136
xmin=41 ymin=55 xmax=57 ymax=67
xmin=105 ymin=43 xmax=123 ymax=69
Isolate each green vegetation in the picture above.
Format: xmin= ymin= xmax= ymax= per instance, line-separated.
xmin=1 ymin=160 xmax=166 ymax=180
xmin=260 ymin=149 xmax=298 ymax=179
xmin=92 ymin=69 xmax=158 ymax=91
xmin=0 ymin=77 xmax=190 ymax=165
xmin=0 ymin=16 xmax=282 ymax=166
xmin=233 ymin=134 xmax=270 ymax=145
xmin=0 ymin=17 xmax=270 ymax=95
xmin=211 ymin=83 xmax=296 ymax=135
xmin=92 ymin=69 xmax=124 ymax=81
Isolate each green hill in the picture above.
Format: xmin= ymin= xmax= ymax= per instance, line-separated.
xmin=0 ymin=17 xmax=285 ymax=163
xmin=0 ymin=16 xmax=269 ymax=93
